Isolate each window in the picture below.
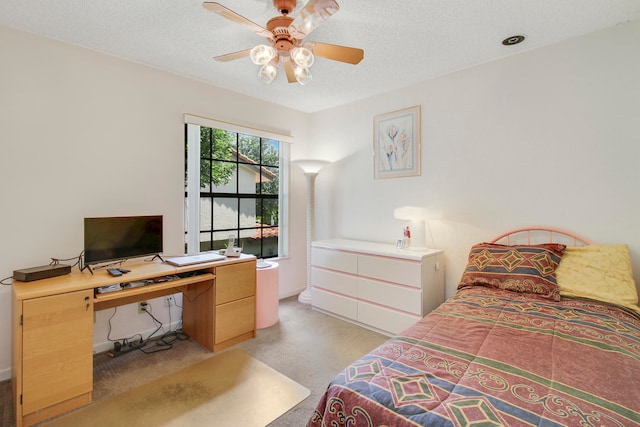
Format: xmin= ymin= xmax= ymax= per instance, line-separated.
xmin=184 ymin=115 xmax=290 ymax=259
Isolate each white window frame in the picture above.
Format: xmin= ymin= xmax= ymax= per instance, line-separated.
xmin=184 ymin=114 xmax=291 ymax=258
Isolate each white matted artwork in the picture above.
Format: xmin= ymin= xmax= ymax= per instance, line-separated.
xmin=373 ymin=105 xmax=421 ymax=179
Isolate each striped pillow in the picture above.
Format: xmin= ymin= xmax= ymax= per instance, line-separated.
xmin=457 ymin=243 xmax=566 ymax=301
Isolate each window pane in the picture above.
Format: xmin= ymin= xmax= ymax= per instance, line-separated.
xmin=213 ymin=197 xmax=239 ymax=230
xmin=260 ymin=166 xmax=279 ymax=195
xmin=201 ymin=231 xmax=236 ymax=252
xmin=239 ymin=198 xmax=257 ymax=232
xmin=203 ymin=129 xmax=236 ymax=161
xmin=238 ymin=134 xmax=260 ymax=163
xmin=200 ymin=197 xmax=212 ymax=231
xmin=199 ymin=231 xmax=213 ymax=251
xmin=238 ymin=162 xmax=257 ymax=193
xmin=201 ymin=129 xmax=237 ymax=191
xmin=262 ymin=198 xmax=279 ymax=226
xmin=262 ymin=140 xmax=279 ymax=167
xmin=212 ymin=162 xmax=238 ymax=193
xmin=255 ymin=228 xmax=280 ymax=258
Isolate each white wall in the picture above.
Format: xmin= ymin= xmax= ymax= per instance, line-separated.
xmin=2 ymin=18 xmax=639 ymax=381
xmin=0 ymin=25 xmax=311 ymax=380
xmin=309 ymin=20 xmax=640 ymax=299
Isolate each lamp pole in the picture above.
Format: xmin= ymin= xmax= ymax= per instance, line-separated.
xmin=293 ymin=159 xmax=330 ymax=304
xmin=298 ymin=171 xmax=318 ymax=304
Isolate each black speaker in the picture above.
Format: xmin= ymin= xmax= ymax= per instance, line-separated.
xmin=13 ymin=264 xmax=71 ymax=282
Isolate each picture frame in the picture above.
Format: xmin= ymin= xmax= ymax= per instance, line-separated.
xmin=373 ymin=105 xmax=421 ymax=179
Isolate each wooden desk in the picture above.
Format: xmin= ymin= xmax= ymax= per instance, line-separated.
xmin=11 ymin=255 xmax=256 ymax=427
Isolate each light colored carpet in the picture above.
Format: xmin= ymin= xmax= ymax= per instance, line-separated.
xmin=0 ymin=297 xmax=388 ymax=427
xmin=41 ymin=349 xmax=310 ymax=427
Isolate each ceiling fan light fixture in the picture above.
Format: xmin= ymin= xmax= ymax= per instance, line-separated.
xmin=258 ymin=63 xmax=278 ymax=84
xmin=291 ymin=46 xmax=314 ymax=68
xmin=250 ymin=45 xmax=277 ymax=65
xmin=293 ymin=66 xmax=312 ymax=85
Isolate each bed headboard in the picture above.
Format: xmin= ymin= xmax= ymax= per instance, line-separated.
xmin=489 ymin=226 xmax=592 ymax=246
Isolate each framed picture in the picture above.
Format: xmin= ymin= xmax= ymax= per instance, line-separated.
xmin=373 ymin=105 xmax=421 ymax=179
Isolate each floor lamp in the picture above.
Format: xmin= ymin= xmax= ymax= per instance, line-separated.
xmin=293 ymin=159 xmax=330 ymax=304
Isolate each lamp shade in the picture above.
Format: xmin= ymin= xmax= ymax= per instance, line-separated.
xmin=292 ymin=159 xmax=330 ymax=174
xmin=291 ymin=47 xmax=314 ymax=68
xmin=293 ymin=66 xmax=312 ymax=85
xmin=258 ymin=63 xmax=278 ymax=84
xmin=250 ymin=45 xmax=276 ymax=65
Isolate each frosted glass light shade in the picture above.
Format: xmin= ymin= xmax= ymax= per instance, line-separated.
xmin=291 ymin=47 xmax=314 ymax=68
xmin=250 ymin=45 xmax=276 ymax=65
xmin=293 ymin=66 xmax=312 ymax=85
xmin=292 ymin=159 xmax=330 ymax=174
xmin=258 ymin=63 xmax=278 ymax=84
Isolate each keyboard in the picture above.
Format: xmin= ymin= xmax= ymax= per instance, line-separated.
xmin=164 ymin=252 xmax=226 ymax=266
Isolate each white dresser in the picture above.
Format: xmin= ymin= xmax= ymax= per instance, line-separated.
xmin=311 ymin=238 xmax=445 ymax=336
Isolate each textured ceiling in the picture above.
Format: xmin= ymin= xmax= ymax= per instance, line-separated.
xmin=1 ymin=0 xmax=639 ymax=113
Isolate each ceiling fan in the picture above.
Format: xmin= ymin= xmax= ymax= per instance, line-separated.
xmin=203 ymin=0 xmax=364 ymax=85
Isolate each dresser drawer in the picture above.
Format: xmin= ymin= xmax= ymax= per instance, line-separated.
xmin=312 ymin=288 xmax=357 ymax=320
xmin=358 ymin=277 xmax=422 ymax=315
xmin=312 ymin=247 xmax=357 ymax=274
xmin=357 ymin=255 xmax=422 ymax=288
xmin=311 ymin=239 xmax=444 ymax=336
xmin=311 ymin=267 xmax=357 ymax=297
xmin=357 ymin=301 xmax=421 ymax=335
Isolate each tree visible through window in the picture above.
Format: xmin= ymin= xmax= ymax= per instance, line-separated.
xmin=185 ymin=125 xmax=282 ymax=259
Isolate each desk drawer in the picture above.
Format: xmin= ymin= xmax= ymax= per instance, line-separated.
xmin=215 ymin=296 xmax=255 ymax=344
xmin=215 ymin=262 xmax=256 ymax=304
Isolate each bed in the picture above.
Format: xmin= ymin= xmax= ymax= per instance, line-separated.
xmin=308 ymin=227 xmax=640 ymax=427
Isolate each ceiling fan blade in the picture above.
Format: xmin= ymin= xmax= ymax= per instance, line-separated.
xmin=283 ymin=57 xmax=297 ymax=83
xmin=290 ymin=0 xmax=339 ymax=39
xmin=203 ymin=2 xmax=272 ymax=39
xmin=214 ymin=48 xmax=252 ymax=62
xmin=307 ymin=42 xmax=364 ymax=64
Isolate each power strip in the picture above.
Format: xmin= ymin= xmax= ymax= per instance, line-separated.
xmin=108 ymin=340 xmax=142 ymax=358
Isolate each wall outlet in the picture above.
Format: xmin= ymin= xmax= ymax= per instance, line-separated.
xmin=138 ymin=301 xmax=148 ymax=314
xmin=165 ymin=296 xmax=174 ymax=307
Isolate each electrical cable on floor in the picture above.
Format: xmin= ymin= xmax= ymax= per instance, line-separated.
xmin=135 ymin=304 xmax=174 ymax=354
xmin=106 ymin=307 xmax=143 ymax=347
xmin=172 ymin=296 xmax=184 ymax=331
xmin=102 ymin=299 xmax=189 ymax=357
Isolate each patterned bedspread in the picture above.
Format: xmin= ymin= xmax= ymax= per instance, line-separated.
xmin=309 ymin=287 xmax=640 ymax=426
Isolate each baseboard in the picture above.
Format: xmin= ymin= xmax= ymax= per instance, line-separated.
xmin=0 ymin=366 xmax=11 ymax=382
xmin=280 ymin=287 xmax=305 ymax=300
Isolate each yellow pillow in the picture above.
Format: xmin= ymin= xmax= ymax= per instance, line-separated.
xmin=556 ymin=244 xmax=639 ymax=313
